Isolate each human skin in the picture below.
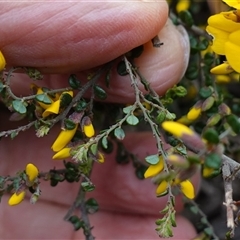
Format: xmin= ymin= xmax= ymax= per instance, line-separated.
xmin=0 ymin=2 xmax=199 ymax=239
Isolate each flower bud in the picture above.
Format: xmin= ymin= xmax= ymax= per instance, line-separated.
xmin=218 ymin=103 xmax=231 ymax=116
xmin=156 ymin=180 xmax=168 ymax=196
xmin=0 ymin=51 xmax=6 ymax=71
xmin=144 ymin=156 xmax=164 ymax=178
xmin=81 ymin=116 xmax=95 ymax=138
xmin=202 ymin=96 xmax=215 ymax=112
xmin=8 ymin=191 xmax=26 ymax=206
xmin=187 ymin=101 xmax=202 ymax=121
xmin=206 ymin=113 xmax=221 ymax=127
xmin=210 ymin=62 xmax=234 ymax=75
xmin=52 ymin=147 xmax=71 ymax=160
xmin=26 ymin=163 xmax=39 ymax=182
xmin=180 ymin=180 xmax=195 ymax=199
xmin=51 ymin=124 xmax=78 ymax=152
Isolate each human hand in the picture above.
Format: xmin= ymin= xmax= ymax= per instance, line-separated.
xmin=0 ymin=2 xmax=199 ymax=239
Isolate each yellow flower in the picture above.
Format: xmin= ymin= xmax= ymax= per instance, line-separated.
xmin=0 ymin=51 xmax=6 ymax=71
xmin=144 ymin=156 xmax=164 ymax=178
xmin=215 ymin=74 xmax=231 ymax=83
xmin=26 ymin=163 xmax=39 ymax=182
xmin=210 ymin=62 xmax=234 ymax=74
xmin=203 ymin=167 xmax=215 ymax=178
xmin=156 ymin=180 xmax=168 ymax=195
xmin=176 ymin=115 xmax=193 ymax=126
xmin=98 ymin=152 xmax=105 ymax=163
xmin=82 ymin=116 xmax=95 ymax=138
xmin=52 ymin=147 xmax=71 ymax=160
xmin=179 ymin=180 xmax=195 ymax=199
xmin=223 ymin=0 xmax=240 ymax=9
xmin=187 ymin=106 xmax=202 ymax=121
xmin=42 ymin=91 xmax=73 ymax=118
xmin=162 ymin=121 xmax=194 ymax=137
xmin=51 ymin=124 xmax=78 ymax=152
xmin=176 ymin=0 xmax=190 ymax=13
xmin=206 ymin=12 xmax=240 ymax=73
xmin=8 ymin=191 xmax=26 ymax=206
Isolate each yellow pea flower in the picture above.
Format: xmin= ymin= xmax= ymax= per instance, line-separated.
xmin=203 ymin=167 xmax=215 ymax=178
xmin=187 ymin=107 xmax=202 ymax=121
xmin=210 ymin=62 xmax=234 ymax=75
xmin=26 ymin=163 xmax=39 ymax=182
xmin=82 ymin=116 xmax=95 ymax=138
xmin=51 ymin=124 xmax=78 ymax=152
xmin=0 ymin=51 xmax=6 ymax=71
xmin=223 ymin=0 xmax=240 ymax=9
xmin=42 ymin=91 xmax=73 ymax=118
xmin=179 ymin=180 xmax=195 ymax=199
xmin=98 ymin=152 xmax=105 ymax=163
xmin=156 ymin=180 xmax=168 ymax=195
xmin=144 ymin=156 xmax=164 ymax=178
xmin=52 ymin=147 xmax=71 ymax=160
xmin=8 ymin=191 xmax=26 ymax=206
xmin=176 ymin=0 xmax=190 ymax=13
xmin=176 ymin=115 xmax=193 ymax=126
xmin=162 ymin=121 xmax=194 ymax=137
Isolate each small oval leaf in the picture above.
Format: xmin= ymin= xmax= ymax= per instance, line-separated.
xmin=12 ymin=100 xmax=27 ymax=114
xmin=35 ymin=94 xmax=52 ymax=104
xmin=94 ymin=85 xmax=107 ymax=100
xmin=126 ymin=115 xmax=139 ymax=125
xmin=114 ymin=127 xmax=125 ymax=140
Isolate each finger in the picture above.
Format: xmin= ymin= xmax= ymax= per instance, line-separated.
xmin=0 ymin=125 xmax=200 ymax=215
xmin=0 ymin=1 xmax=168 ymax=73
xmin=0 ymin=199 xmax=196 ymax=239
xmin=8 ymin=20 xmax=190 ymax=103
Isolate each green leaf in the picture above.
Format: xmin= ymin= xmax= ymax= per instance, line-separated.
xmin=185 ymin=64 xmax=199 ymax=80
xmin=10 ymin=131 xmax=18 ymax=139
xmin=126 ymin=115 xmax=139 ymax=125
xmin=68 ymin=215 xmax=83 ymax=231
xmin=156 ymin=111 xmax=166 ymax=124
xmin=135 ymin=166 xmax=148 ymax=180
xmin=117 ymin=61 xmax=128 ymax=76
xmin=0 ymin=82 xmax=4 ymax=92
xmin=68 ymin=74 xmax=81 ymax=89
xmin=74 ymin=100 xmax=87 ymax=112
xmin=85 ymin=198 xmax=99 ymax=214
xmin=199 ymin=86 xmax=213 ymax=99
xmin=175 ymin=86 xmax=187 ymax=97
xmin=204 ymin=227 xmax=213 ymax=236
xmin=64 ymin=119 xmax=76 ymax=130
xmin=205 ymin=153 xmax=221 ymax=169
xmin=190 ymin=206 xmax=199 ymax=214
xmin=197 ymin=38 xmax=209 ymax=51
xmin=35 ymin=93 xmax=52 ymax=104
xmin=226 ymin=114 xmax=240 ymax=134
xmin=145 ymin=154 xmax=159 ymax=164
xmin=202 ymin=128 xmax=219 ymax=144
xmin=90 ymin=143 xmax=98 ymax=155
xmin=114 ymin=127 xmax=125 ymax=140
xmin=179 ymin=10 xmax=194 ymax=27
xmin=60 ymin=93 xmax=73 ymax=107
xmin=170 ymin=212 xmax=176 ymax=227
xmin=81 ymin=181 xmax=95 ymax=192
xmin=12 ymin=100 xmax=27 ymax=114
xmin=94 ymin=85 xmax=107 ymax=100
xmin=101 ymin=136 xmax=108 ymax=149
xmin=128 ymin=45 xmax=144 ymax=58
xmin=123 ymin=105 xmax=134 ymax=114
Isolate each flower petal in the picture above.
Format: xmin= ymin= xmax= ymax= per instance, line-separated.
xmin=162 ymin=121 xmax=194 ymax=137
xmin=26 ymin=163 xmax=39 ymax=182
xmin=225 ymin=30 xmax=240 ymax=73
xmin=144 ymin=157 xmax=164 ymax=178
xmin=0 ymin=51 xmax=6 ymax=71
xmin=8 ymin=191 xmax=26 ymax=206
xmin=52 ymin=147 xmax=71 ymax=160
xmin=223 ymin=0 xmax=240 ymax=9
xmin=180 ymin=180 xmax=195 ymax=199
xmin=51 ymin=124 xmax=78 ymax=152
xmin=42 ymin=100 xmax=61 ymax=118
xmin=156 ymin=180 xmax=168 ymax=195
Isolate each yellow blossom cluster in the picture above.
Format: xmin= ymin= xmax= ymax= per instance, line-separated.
xmin=8 ymin=163 xmax=39 ymax=206
xmin=206 ymin=0 xmax=240 ymax=74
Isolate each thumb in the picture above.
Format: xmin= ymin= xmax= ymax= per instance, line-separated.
xmin=0 ymin=1 xmax=168 ymax=73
